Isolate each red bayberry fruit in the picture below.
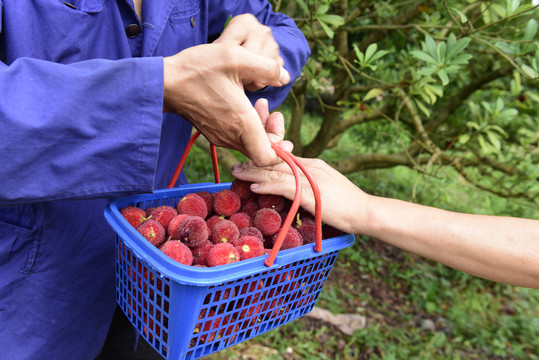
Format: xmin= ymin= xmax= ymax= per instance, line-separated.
xmin=238 ymin=226 xmax=263 ymax=241
xmin=213 ymin=189 xmax=241 ymax=217
xmin=176 ymin=193 xmax=208 ymax=219
xmin=229 ymin=212 xmax=251 ymax=230
xmin=253 ymin=208 xmax=282 ymax=236
xmin=167 ymin=213 xmax=190 ymax=238
xmin=240 ymin=200 xmax=259 ymax=218
xmin=207 ymin=243 xmax=240 ymax=267
xmin=272 ymin=227 xmax=303 ymax=250
xmin=159 ymin=240 xmax=193 ymax=266
xmin=258 ymin=194 xmax=286 ymax=212
xmin=191 ymin=240 xmax=213 ymax=266
xmin=195 ymin=191 xmax=214 ymax=216
xmin=206 ymin=214 xmax=224 ymax=232
xmin=121 ymin=206 xmax=147 ymax=228
xmin=137 ymin=219 xmax=166 ymax=247
xmin=210 ymin=219 xmax=239 ymax=244
xmin=151 ymin=205 xmax=178 ymax=229
xmin=295 ymin=214 xmax=316 ymax=244
xmin=175 ymin=215 xmax=209 ymax=247
xmin=230 ymin=179 xmax=254 ymax=201
xmin=234 ymin=235 xmax=265 ymax=260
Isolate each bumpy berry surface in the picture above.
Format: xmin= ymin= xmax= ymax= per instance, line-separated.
xmin=176 ymin=193 xmax=208 ymax=219
xmin=273 ymin=227 xmax=303 ymax=250
xmin=238 ymin=226 xmax=264 ymax=241
xmin=159 ymin=240 xmax=193 ymax=266
xmin=151 ymin=205 xmax=177 ymax=229
xmin=121 ymin=206 xmax=147 ymax=228
xmin=253 ymin=208 xmax=282 ymax=236
xmin=176 ymin=215 xmax=209 ymax=247
xmin=230 ymin=179 xmax=254 ymax=201
xmin=207 ymin=243 xmax=240 ymax=267
xmin=234 ymin=235 xmax=265 ymax=260
xmin=258 ymin=194 xmax=286 ymax=212
xmin=191 ymin=240 xmax=213 ymax=266
xmin=229 ymin=212 xmax=251 ymax=230
xmin=210 ymin=219 xmax=239 ymax=244
xmin=195 ymin=191 xmax=213 ymax=216
xmin=137 ymin=219 xmax=166 ymax=247
xmin=212 ymin=189 xmax=241 ymax=217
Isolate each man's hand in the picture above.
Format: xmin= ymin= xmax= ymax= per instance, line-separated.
xmin=213 ymin=14 xmax=285 ymax=92
xmin=163 ymin=43 xmax=289 ymax=166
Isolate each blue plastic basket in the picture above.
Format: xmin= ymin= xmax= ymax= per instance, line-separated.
xmin=104 ymin=182 xmax=355 ymax=359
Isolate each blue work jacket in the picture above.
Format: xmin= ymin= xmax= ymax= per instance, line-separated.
xmin=0 ymin=1 xmax=309 ymax=359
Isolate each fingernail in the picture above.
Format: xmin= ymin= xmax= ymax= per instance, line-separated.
xmin=250 ymin=183 xmax=260 ymax=190
xmin=231 ymin=165 xmax=243 ymax=173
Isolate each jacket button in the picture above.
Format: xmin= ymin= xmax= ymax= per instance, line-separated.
xmin=125 ymin=24 xmax=141 ymax=38
xmin=190 ymin=17 xmax=196 ymax=28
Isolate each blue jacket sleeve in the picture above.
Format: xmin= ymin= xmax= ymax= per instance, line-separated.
xmin=0 ymin=56 xmax=164 ymax=205
xmin=208 ymin=0 xmax=310 ymax=110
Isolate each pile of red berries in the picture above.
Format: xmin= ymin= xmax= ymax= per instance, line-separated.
xmin=120 ymin=179 xmax=343 ymax=268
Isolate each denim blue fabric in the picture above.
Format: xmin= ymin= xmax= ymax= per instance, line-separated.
xmin=0 ymin=1 xmax=309 ymax=359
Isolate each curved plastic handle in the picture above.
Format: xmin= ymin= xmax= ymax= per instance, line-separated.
xmin=168 ymin=130 xmax=220 ymax=188
xmin=167 ymin=133 xmax=323 ymax=267
xmin=264 ymin=144 xmax=323 ymax=267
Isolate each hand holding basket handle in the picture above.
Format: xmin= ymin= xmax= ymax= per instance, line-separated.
xmin=168 ymin=130 xmax=322 ymax=267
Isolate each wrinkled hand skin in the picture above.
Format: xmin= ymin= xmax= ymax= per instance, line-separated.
xmin=163 ymin=42 xmax=290 ymax=167
xmin=213 ymin=14 xmax=284 ymax=92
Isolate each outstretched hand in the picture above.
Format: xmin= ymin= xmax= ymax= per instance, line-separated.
xmin=231 ymin=157 xmax=367 ymax=234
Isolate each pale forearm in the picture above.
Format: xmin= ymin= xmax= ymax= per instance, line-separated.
xmin=360 ymin=195 xmax=539 ymax=288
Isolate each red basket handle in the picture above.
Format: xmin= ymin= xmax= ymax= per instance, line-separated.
xmin=167 ymin=132 xmax=323 ymax=267
xmin=168 ymin=130 xmax=220 ymax=188
xmin=264 ymin=143 xmax=323 ymax=267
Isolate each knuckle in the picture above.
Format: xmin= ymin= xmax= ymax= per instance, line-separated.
xmin=268 ymin=169 xmax=283 ymax=181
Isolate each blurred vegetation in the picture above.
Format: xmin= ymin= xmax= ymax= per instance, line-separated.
xmin=183 ymin=0 xmax=539 ymax=358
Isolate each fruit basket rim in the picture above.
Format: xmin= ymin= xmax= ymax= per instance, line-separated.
xmin=105 ymin=183 xmax=355 ymax=286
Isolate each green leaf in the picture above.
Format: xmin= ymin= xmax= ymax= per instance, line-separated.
xmin=316 ymin=3 xmax=329 ymax=15
xmin=411 ymin=50 xmax=437 ymax=64
xmin=437 ymin=69 xmax=449 ymax=85
xmin=521 ymin=64 xmax=538 ymax=79
xmin=424 ymin=85 xmax=439 ymax=104
xmin=450 ymin=53 xmax=473 ymax=65
xmin=486 ymin=131 xmax=502 ymax=151
xmin=418 ymin=66 xmax=437 ymax=76
xmin=525 ymin=90 xmax=539 ymax=102
xmin=459 ymin=133 xmax=471 ymax=144
xmin=318 ymin=14 xmax=345 ymax=28
xmin=446 ymin=37 xmax=471 ymax=59
xmin=450 ymin=7 xmax=468 ymax=23
xmin=365 ymin=43 xmax=378 ymax=63
xmin=437 ymin=42 xmax=447 ymax=63
xmin=369 ymin=49 xmax=389 ymax=62
xmin=495 ymin=42 xmax=515 ymax=55
xmin=295 ymin=0 xmax=310 ymax=16
xmin=363 ymin=88 xmax=384 ymax=102
xmin=524 ymin=19 xmax=538 ymax=41
xmin=318 ymin=19 xmax=334 ymax=39
xmin=415 ymin=99 xmax=431 ymax=117
xmin=477 ymin=134 xmax=491 ymax=154
xmin=353 ymin=44 xmax=364 ymax=64
xmin=424 ymin=35 xmax=437 ymax=57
